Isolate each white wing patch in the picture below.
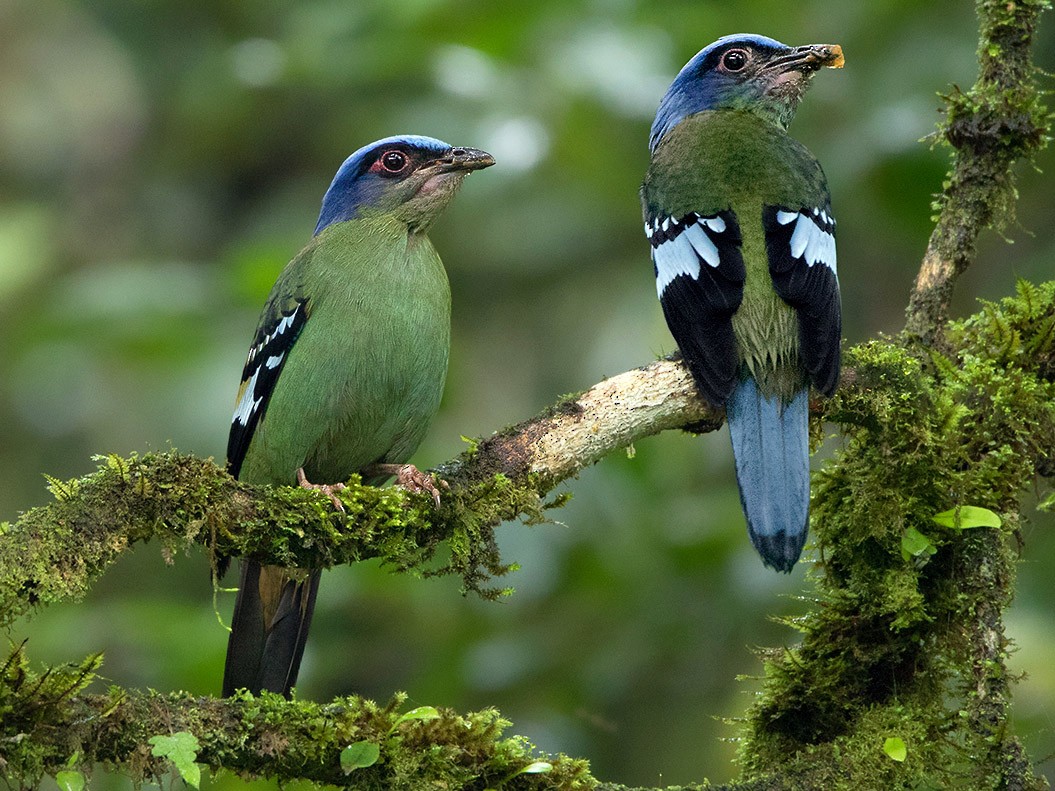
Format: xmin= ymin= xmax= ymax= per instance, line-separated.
xmin=245 ymin=303 xmax=302 ymax=369
xmin=227 ymin=296 xmax=310 ymax=476
xmin=783 ymin=209 xmax=837 ymax=273
xmin=647 ymin=213 xmax=728 ymax=298
xmin=683 ymin=223 xmax=720 ymax=267
xmin=653 ymin=232 xmax=701 ymax=296
xmin=230 ymin=302 xmax=305 ymax=430
xmin=233 ymin=368 xmax=263 ymax=426
xmin=703 ymin=215 xmax=726 ymax=233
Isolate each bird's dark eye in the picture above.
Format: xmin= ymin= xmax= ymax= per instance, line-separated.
xmin=380 ymin=151 xmax=408 ymax=173
xmin=721 ymin=48 xmax=749 ymax=72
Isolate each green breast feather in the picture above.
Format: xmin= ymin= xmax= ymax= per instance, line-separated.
xmin=239 ymin=214 xmax=451 ymax=486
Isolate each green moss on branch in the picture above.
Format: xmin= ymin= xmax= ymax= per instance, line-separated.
xmin=2 ymin=357 xmax=720 ymax=624
xmin=0 ymin=451 xmax=552 ymax=625
xmin=904 ymin=0 xmax=1051 ymax=342
xmin=0 ymin=645 xmax=595 ymax=790
xmin=738 ymin=283 xmax=1055 ymax=790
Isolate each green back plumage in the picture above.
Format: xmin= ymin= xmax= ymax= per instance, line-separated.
xmin=645 ymin=111 xmax=828 ymax=211
xmin=238 ymin=212 xmax=450 ymax=486
xmin=643 ymin=36 xmax=842 ymax=573
xmin=643 ymin=109 xmax=830 ymax=398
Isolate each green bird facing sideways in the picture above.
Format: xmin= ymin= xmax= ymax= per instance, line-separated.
xmin=222 ymin=135 xmax=494 ymax=697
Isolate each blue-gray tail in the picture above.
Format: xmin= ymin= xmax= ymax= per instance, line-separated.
xmin=726 ymin=377 xmax=810 ymax=572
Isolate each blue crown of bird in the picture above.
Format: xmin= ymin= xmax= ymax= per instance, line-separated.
xmin=222 ymin=134 xmax=494 ymax=698
xmin=315 ymin=134 xmax=495 ymax=233
xmin=642 ymin=34 xmax=843 ymax=572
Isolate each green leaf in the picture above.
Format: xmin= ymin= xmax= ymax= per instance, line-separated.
xmin=392 ymin=705 xmax=440 ymax=729
xmin=340 ymin=741 xmax=380 ymax=773
xmin=149 ymin=732 xmax=202 ymax=788
xmin=183 ymin=765 xmax=202 ymax=790
xmin=1038 ymin=491 xmax=1055 ymax=512
xmin=883 ymin=736 xmax=907 ymax=762
xmin=92 ymin=452 xmax=130 ymax=482
xmin=43 ymin=473 xmax=78 ymax=502
xmin=518 ymin=761 xmax=553 ymax=775
xmin=55 ymin=770 xmax=85 ymax=791
xmin=496 ymin=759 xmax=555 ymax=785
xmin=901 ymin=527 xmax=937 ymax=561
xmin=931 ymin=505 xmax=1002 ymax=529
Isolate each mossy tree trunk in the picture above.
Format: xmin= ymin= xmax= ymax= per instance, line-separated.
xmin=1 ymin=1 xmax=1052 ymax=789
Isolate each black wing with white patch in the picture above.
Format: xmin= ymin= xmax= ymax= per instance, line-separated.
xmin=227 ymin=297 xmax=309 ymax=478
xmin=763 ymin=204 xmax=841 ymax=395
xmin=646 ymin=209 xmax=745 ymax=407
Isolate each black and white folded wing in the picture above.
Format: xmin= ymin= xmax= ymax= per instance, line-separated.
xmin=763 ymin=203 xmax=841 ymax=395
xmin=227 ymin=286 xmax=309 ymax=479
xmin=646 ymin=208 xmax=746 ymax=407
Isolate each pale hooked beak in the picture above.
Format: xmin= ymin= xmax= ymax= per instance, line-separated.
xmin=431 ymin=147 xmax=496 ymax=173
xmin=766 ymin=43 xmax=845 ymax=73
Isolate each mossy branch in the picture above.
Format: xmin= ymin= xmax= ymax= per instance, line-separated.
xmin=904 ymin=0 xmax=1052 ymax=344
xmin=0 ymin=646 xmax=598 ymax=791
xmin=739 ymin=284 xmax=1055 ymax=790
xmin=0 ymin=359 xmax=720 ymax=625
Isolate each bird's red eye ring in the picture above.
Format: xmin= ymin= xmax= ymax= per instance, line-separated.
xmin=380 ymin=151 xmax=408 ymax=172
xmin=721 ymin=48 xmax=749 ymax=72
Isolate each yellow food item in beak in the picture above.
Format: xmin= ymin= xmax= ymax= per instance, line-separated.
xmin=825 ymin=44 xmax=845 ymax=69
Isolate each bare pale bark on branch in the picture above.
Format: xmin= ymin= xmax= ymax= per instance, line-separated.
xmin=523 ymin=360 xmax=718 ymax=479
xmin=2 ymin=0 xmax=1052 ymax=789
xmin=440 ymin=358 xmax=722 ymax=486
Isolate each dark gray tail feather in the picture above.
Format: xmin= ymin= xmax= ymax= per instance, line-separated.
xmin=222 ymin=560 xmax=321 ymax=697
xmin=726 ymin=378 xmax=810 ymax=572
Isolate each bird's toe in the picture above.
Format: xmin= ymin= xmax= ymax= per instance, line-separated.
xmin=395 ymin=464 xmax=444 ymax=508
xmin=296 ymin=467 xmax=347 ymax=512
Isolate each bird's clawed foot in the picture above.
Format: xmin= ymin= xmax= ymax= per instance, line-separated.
xmin=397 ymin=464 xmax=448 ymax=507
xmin=365 ymin=463 xmax=447 ymax=507
xmin=297 ymin=467 xmax=346 ymax=512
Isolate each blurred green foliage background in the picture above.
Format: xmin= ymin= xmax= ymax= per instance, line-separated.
xmin=2 ymin=0 xmax=1054 ymax=787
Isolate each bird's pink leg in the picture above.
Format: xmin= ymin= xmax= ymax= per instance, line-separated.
xmin=364 ymin=463 xmax=447 ymax=507
xmin=296 ymin=467 xmax=346 ymax=512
